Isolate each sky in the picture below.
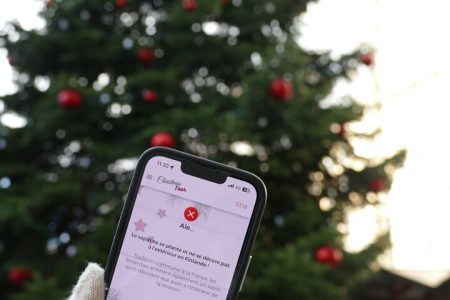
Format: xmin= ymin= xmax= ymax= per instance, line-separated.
xmin=300 ymin=0 xmax=450 ymax=286
xmin=0 ymin=0 xmax=45 ymax=95
xmin=1 ymin=0 xmax=450 ymax=286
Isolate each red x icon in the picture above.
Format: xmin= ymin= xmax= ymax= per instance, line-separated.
xmin=184 ymin=207 xmax=199 ymax=222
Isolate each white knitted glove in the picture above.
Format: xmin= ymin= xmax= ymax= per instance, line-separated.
xmin=68 ymin=263 xmax=105 ymax=300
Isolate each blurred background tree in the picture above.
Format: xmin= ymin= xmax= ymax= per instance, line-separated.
xmin=0 ymin=0 xmax=404 ymax=299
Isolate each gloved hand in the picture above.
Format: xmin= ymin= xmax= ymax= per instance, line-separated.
xmin=68 ymin=263 xmax=105 ymax=300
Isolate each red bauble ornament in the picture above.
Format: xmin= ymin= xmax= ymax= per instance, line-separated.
xmin=142 ymin=90 xmax=159 ymax=102
xmin=361 ymin=53 xmax=374 ymax=66
xmin=338 ymin=124 xmax=346 ymax=137
xmin=314 ymin=246 xmax=343 ymax=267
xmin=369 ymin=178 xmax=386 ymax=193
xmin=270 ymin=79 xmax=293 ymax=101
xmin=150 ymin=132 xmax=175 ymax=148
xmin=57 ymin=89 xmax=83 ymax=108
xmin=8 ymin=267 xmax=33 ymax=286
xmin=183 ymin=0 xmax=198 ymax=11
xmin=115 ymin=0 xmax=128 ymax=9
xmin=137 ymin=48 xmax=155 ymax=65
xmin=7 ymin=55 xmax=14 ymax=65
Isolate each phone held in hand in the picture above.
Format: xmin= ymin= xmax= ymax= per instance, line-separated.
xmin=104 ymin=147 xmax=267 ymax=300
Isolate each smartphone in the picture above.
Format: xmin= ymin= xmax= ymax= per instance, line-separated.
xmin=104 ymin=147 xmax=266 ymax=300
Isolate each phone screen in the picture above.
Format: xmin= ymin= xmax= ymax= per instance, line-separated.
xmin=107 ymin=155 xmax=258 ymax=300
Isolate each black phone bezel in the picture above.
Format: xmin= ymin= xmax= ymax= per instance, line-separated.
xmin=104 ymin=147 xmax=267 ymax=300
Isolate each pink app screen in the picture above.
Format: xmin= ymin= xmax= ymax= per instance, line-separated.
xmin=107 ymin=156 xmax=257 ymax=300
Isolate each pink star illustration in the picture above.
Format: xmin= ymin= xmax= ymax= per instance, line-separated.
xmin=156 ymin=209 xmax=166 ymax=219
xmin=134 ymin=219 xmax=147 ymax=232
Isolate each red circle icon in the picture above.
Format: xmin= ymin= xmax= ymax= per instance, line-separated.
xmin=184 ymin=207 xmax=199 ymax=222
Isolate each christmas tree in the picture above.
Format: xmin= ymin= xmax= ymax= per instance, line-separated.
xmin=0 ymin=0 xmax=404 ymax=299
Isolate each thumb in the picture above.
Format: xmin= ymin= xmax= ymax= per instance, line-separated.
xmin=68 ymin=263 xmax=105 ymax=300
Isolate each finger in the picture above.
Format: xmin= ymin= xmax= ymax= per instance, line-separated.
xmin=68 ymin=263 xmax=105 ymax=300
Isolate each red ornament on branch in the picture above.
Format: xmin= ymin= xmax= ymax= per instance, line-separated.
xmin=115 ymin=0 xmax=128 ymax=9
xmin=142 ymin=90 xmax=159 ymax=102
xmin=314 ymin=245 xmax=343 ymax=267
xmin=183 ymin=0 xmax=198 ymax=11
xmin=338 ymin=123 xmax=347 ymax=137
xmin=369 ymin=178 xmax=386 ymax=193
xmin=8 ymin=267 xmax=33 ymax=286
xmin=150 ymin=132 xmax=175 ymax=148
xmin=57 ymin=89 xmax=83 ymax=108
xmin=270 ymin=79 xmax=293 ymax=101
xmin=361 ymin=53 xmax=374 ymax=66
xmin=137 ymin=48 xmax=155 ymax=65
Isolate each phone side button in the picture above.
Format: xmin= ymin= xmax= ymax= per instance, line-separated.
xmin=239 ymin=255 xmax=252 ymax=292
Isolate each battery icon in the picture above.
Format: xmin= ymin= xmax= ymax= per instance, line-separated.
xmin=242 ymin=187 xmax=250 ymax=193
